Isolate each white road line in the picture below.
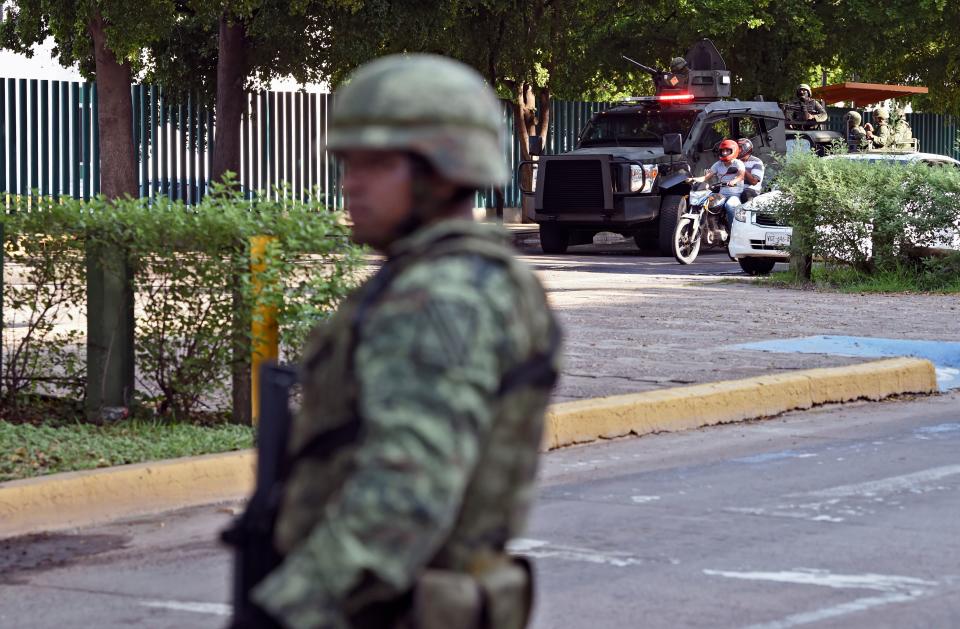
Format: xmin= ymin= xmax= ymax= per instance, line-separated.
xmin=729 ymin=464 xmax=960 ymax=523
xmin=740 ymin=592 xmax=916 ymax=629
xmin=140 ymin=600 xmax=231 ymax=616
xmin=508 ymin=538 xmax=653 ymax=567
xmin=795 ymin=464 xmax=960 ymax=499
xmin=702 ymin=568 xmax=936 ymax=592
xmin=703 ymin=568 xmax=938 ymax=629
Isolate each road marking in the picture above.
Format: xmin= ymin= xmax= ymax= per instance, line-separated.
xmin=795 ymin=464 xmax=960 ymax=499
xmin=734 ymin=450 xmax=818 ymax=464
xmin=630 ymin=495 xmax=661 ymax=504
xmin=728 ymin=465 xmax=960 ymax=523
xmin=702 ymin=568 xmax=935 ymax=591
xmin=703 ymin=568 xmax=938 ymax=629
xmin=139 ymin=600 xmax=231 ymax=616
xmin=732 ymin=335 xmax=960 ymax=391
xmin=508 ymin=538 xmax=657 ymax=567
xmin=915 ymin=422 xmax=960 ymax=436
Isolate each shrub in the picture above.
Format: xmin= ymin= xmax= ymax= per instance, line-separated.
xmin=771 ymin=149 xmax=960 ymax=274
xmin=2 ymin=183 xmax=362 ymax=421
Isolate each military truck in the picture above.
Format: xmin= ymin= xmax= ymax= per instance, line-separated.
xmin=523 ymin=40 xmax=792 ymax=255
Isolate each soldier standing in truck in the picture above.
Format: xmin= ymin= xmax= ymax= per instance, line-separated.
xmin=785 ymin=84 xmax=828 ymax=129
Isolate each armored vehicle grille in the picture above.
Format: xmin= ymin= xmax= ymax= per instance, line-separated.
xmin=542 ymin=160 xmax=605 ymax=211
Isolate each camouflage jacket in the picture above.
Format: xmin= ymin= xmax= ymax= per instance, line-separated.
xmin=848 ymin=125 xmax=868 ymax=151
xmin=252 ymin=219 xmax=561 ymax=629
xmin=870 ymin=121 xmax=893 ymax=148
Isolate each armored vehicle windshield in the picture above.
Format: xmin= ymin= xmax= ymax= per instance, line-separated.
xmin=578 ymin=109 xmax=698 ymax=147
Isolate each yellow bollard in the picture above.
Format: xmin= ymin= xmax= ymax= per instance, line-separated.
xmin=250 ymin=235 xmax=279 ymax=424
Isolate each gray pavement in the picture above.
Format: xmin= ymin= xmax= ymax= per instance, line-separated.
xmin=520 ymin=241 xmax=960 ymax=403
xmin=2 ymin=392 xmax=958 ymax=628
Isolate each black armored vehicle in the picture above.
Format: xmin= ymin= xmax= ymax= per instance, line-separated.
xmin=523 ymin=40 xmax=790 ymax=254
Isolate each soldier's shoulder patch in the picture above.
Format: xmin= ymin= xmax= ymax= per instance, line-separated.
xmin=412 ymin=297 xmax=481 ymax=369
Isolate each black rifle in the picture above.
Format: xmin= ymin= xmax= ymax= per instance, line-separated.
xmin=221 ymin=362 xmax=299 ymax=628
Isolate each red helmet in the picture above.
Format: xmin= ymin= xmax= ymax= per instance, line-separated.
xmin=736 ymin=138 xmax=754 ymax=159
xmin=717 ymin=139 xmax=739 ymax=163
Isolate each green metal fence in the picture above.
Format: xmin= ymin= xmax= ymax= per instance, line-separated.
xmin=2 ymin=78 xmax=958 ymax=209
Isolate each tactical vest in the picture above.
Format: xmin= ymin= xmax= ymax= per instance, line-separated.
xmin=275 ymin=221 xmax=560 ymax=627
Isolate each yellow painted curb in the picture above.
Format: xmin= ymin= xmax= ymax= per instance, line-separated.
xmin=542 ymin=358 xmax=938 ymax=450
xmin=0 ymin=450 xmax=255 ymax=538
xmin=0 ymin=357 xmax=937 ymax=537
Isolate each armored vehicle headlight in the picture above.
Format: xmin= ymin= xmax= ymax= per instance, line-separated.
xmin=630 ymin=164 xmax=658 ymax=193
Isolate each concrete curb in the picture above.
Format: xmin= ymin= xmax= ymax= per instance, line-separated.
xmin=0 ymin=451 xmax=254 ymax=538
xmin=0 ymin=358 xmax=937 ymax=537
xmin=543 ymin=357 xmax=938 ymax=449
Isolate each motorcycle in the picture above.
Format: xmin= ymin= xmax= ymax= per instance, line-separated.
xmin=673 ymin=176 xmax=738 ymax=265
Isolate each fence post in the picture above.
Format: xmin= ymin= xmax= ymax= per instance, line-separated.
xmin=85 ymin=242 xmax=135 ymax=420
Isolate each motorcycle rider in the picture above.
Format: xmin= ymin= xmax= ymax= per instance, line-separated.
xmin=688 ymin=138 xmax=745 ymax=232
xmin=737 ymin=138 xmax=764 ymax=204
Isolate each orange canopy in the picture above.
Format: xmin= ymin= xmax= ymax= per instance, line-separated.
xmin=812 ymin=82 xmax=928 ymax=107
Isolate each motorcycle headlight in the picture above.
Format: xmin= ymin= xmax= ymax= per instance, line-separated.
xmin=630 ymin=164 xmax=659 ymax=194
xmin=734 ymin=208 xmax=747 ymax=223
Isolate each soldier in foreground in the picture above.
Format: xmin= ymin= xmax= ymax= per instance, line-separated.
xmin=231 ymin=54 xmax=562 ymax=629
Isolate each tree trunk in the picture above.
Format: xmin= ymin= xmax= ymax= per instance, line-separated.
xmin=212 ymin=14 xmax=253 ymax=424
xmin=511 ymin=82 xmax=551 ymax=223
xmin=88 ymin=13 xmax=137 ymax=199
xmin=85 ymin=11 xmax=136 ymax=421
xmin=211 ymin=15 xmax=248 ymax=183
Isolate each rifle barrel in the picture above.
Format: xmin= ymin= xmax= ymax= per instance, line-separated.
xmin=621 ymin=55 xmax=659 ymax=76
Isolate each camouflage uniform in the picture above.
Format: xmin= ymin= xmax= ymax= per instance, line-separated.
xmin=845 ymin=111 xmax=868 ymax=152
xmin=249 ymin=55 xmax=562 ymax=629
xmin=867 ymin=108 xmax=893 ymax=149
xmin=890 ymin=106 xmax=914 ymax=149
xmin=667 ymin=56 xmax=689 ymax=88
xmin=786 ymin=83 xmax=828 ymax=129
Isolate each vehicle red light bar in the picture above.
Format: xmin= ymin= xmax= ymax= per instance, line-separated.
xmin=657 ymin=93 xmax=695 ymax=102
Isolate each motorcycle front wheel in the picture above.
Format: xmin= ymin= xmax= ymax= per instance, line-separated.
xmin=673 ymin=217 xmax=702 ymax=264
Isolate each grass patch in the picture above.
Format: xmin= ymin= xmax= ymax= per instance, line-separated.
xmin=760 ymin=257 xmax=960 ymax=294
xmin=0 ymin=419 xmax=254 ymax=482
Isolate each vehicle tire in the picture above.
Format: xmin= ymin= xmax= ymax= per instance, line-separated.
xmin=658 ymin=195 xmax=685 ymax=256
xmin=633 ymin=229 xmax=658 ymax=251
xmin=539 ymin=224 xmax=569 ymax=254
xmin=673 ymin=216 xmax=702 ymax=264
xmin=738 ymin=257 xmax=777 ymax=276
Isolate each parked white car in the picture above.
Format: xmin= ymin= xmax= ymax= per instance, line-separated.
xmin=727 ymin=151 xmax=960 ymax=275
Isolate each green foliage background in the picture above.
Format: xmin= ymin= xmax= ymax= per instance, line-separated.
xmin=1 ymin=184 xmax=362 ymax=421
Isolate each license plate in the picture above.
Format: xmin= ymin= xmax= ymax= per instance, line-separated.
xmin=765 ymin=232 xmax=791 ymax=247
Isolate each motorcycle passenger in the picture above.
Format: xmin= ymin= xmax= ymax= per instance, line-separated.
xmin=737 ymin=138 xmax=764 ymax=204
xmin=688 ymin=138 xmax=745 ymax=231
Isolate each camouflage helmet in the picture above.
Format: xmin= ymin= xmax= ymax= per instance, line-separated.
xmin=327 ymin=54 xmax=508 ymax=188
xmin=873 ymin=107 xmax=889 ymax=121
xmin=796 ymin=83 xmax=812 ymax=97
xmin=670 ymin=57 xmax=688 ymax=72
xmin=845 ymin=110 xmax=862 ymax=125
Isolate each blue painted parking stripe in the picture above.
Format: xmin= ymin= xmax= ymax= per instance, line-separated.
xmin=733 ymin=335 xmax=960 ymax=390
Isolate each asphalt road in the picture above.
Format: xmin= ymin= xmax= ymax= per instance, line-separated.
xmin=2 ymin=392 xmax=958 ymax=628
